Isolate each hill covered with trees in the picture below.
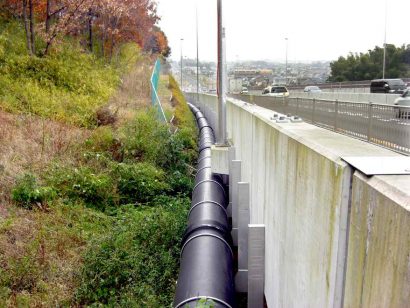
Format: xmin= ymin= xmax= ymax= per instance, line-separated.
xmin=328 ymin=44 xmax=410 ymax=81
xmin=0 ymin=0 xmax=170 ymax=58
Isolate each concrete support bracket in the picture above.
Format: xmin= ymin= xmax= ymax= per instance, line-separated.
xmin=235 ymin=182 xmax=250 ymax=293
xmin=226 ymin=147 xmax=236 ymax=218
xmin=230 ymin=160 xmax=241 ymax=246
xmin=211 ymin=145 xmax=230 ymax=175
xmin=248 ymin=224 xmax=265 ymax=308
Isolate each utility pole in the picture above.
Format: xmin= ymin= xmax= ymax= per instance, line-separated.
xmin=382 ymin=0 xmax=387 ymax=79
xmin=285 ymin=37 xmax=288 ymax=85
xmin=196 ymin=4 xmax=200 ymax=102
xmin=180 ymin=38 xmax=184 ymax=89
xmin=217 ymin=0 xmax=227 ymax=145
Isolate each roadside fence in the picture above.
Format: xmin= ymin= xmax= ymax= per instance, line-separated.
xmin=229 ymin=94 xmax=410 ymax=155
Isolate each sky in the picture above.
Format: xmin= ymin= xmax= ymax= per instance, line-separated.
xmin=157 ymin=0 xmax=410 ymax=63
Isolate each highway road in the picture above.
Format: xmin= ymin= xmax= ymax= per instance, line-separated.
xmin=229 ymin=94 xmax=410 ymax=155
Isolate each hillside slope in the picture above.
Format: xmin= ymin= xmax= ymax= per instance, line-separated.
xmin=0 ymin=18 xmax=196 ymax=307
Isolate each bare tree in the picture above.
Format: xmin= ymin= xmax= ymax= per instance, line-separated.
xmin=22 ymin=0 xmax=33 ymax=55
xmin=28 ymin=0 xmax=35 ymax=54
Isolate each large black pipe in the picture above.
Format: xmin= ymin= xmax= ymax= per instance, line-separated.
xmin=174 ymin=103 xmax=235 ymax=308
xmin=174 ymin=229 xmax=234 ymax=308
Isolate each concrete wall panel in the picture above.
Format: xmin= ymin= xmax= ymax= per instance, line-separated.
xmin=227 ymin=99 xmax=352 ymax=307
xmin=344 ymin=173 xmax=410 ymax=308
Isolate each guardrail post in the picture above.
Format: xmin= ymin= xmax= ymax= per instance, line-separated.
xmin=248 ymin=224 xmax=265 ymax=308
xmin=367 ymin=103 xmax=373 ymax=142
xmin=296 ymin=97 xmax=300 ymax=114
xmin=334 ymin=99 xmax=339 ymax=131
xmin=312 ymin=98 xmax=316 ymax=123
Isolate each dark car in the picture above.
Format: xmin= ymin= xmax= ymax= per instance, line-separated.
xmin=370 ymin=79 xmax=407 ymax=94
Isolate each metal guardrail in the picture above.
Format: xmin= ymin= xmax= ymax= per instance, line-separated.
xmin=230 ymin=94 xmax=410 ymax=155
xmin=150 ymin=59 xmax=167 ymax=123
xmin=287 ymin=78 xmax=410 ymax=91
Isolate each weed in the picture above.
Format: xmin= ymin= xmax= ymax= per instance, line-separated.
xmin=49 ymin=167 xmax=117 ymax=210
xmin=113 ymin=162 xmax=170 ymax=205
xmin=11 ymin=174 xmax=56 ymax=209
xmin=74 ymin=196 xmax=189 ymax=306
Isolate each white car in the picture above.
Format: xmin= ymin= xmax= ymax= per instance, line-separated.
xmin=240 ymin=87 xmax=249 ymax=95
xmin=394 ymin=89 xmax=410 ymax=118
xmin=304 ymin=86 xmax=322 ymax=93
xmin=262 ymin=86 xmax=289 ymax=97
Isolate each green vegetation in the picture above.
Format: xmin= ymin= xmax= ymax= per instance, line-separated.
xmin=0 ymin=16 xmax=197 ymax=307
xmin=2 ymin=110 xmax=197 ymax=305
xmin=0 ymin=202 xmax=112 ymax=307
xmin=169 ymin=74 xmax=197 ymax=133
xmin=329 ymin=44 xmax=410 ymax=81
xmin=0 ymin=19 xmax=141 ymax=127
xmin=12 ymin=174 xmax=56 ymax=209
xmin=75 ymin=197 xmax=189 ymax=306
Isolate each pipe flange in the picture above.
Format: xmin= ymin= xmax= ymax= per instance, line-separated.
xmin=195 ymin=166 xmax=212 ymax=174
xmin=180 ymin=232 xmax=233 ymax=258
xmin=197 ymin=155 xmax=212 ymax=163
xmin=188 ymin=200 xmax=227 ymax=217
xmin=175 ymin=296 xmax=233 ymax=308
xmin=193 ymin=180 xmax=226 ymax=197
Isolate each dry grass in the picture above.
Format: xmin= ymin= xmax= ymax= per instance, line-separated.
xmin=0 ymin=111 xmax=89 ymax=207
xmin=0 ymin=202 xmax=109 ymax=307
xmin=157 ymin=75 xmax=175 ymax=121
xmin=104 ymin=57 xmax=152 ymax=126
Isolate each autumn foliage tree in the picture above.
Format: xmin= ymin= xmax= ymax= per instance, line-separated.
xmin=1 ymin=0 xmax=171 ymax=58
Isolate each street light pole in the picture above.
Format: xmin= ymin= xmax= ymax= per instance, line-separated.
xmin=217 ymin=0 xmax=227 ymax=145
xmin=285 ymin=37 xmax=288 ymax=85
xmin=180 ymin=38 xmax=184 ymax=89
xmin=382 ymin=0 xmax=387 ymax=79
xmin=196 ymin=4 xmax=200 ymax=102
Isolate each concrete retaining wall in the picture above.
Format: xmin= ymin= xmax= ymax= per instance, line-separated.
xmin=344 ymin=173 xmax=410 ymax=307
xmin=185 ymin=93 xmax=410 ymax=308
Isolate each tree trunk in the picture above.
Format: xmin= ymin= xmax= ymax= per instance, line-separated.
xmin=46 ymin=0 xmax=51 ymax=33
xmin=22 ymin=0 xmax=32 ymax=55
xmin=28 ymin=0 xmax=36 ymax=55
xmin=88 ymin=9 xmax=93 ymax=52
xmin=109 ymin=35 xmax=114 ymax=61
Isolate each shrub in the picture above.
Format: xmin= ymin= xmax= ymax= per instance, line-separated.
xmin=84 ymin=126 xmax=116 ymax=153
xmin=112 ymin=162 xmax=170 ymax=204
xmin=0 ymin=19 xmax=139 ymax=127
xmin=96 ymin=106 xmax=117 ymax=126
xmin=120 ymin=110 xmax=170 ymax=164
xmin=120 ymin=111 xmax=197 ymax=176
xmin=168 ymin=75 xmax=197 ymax=133
xmin=168 ymin=170 xmax=194 ymax=195
xmin=74 ymin=196 xmax=189 ymax=306
xmin=160 ymin=128 xmax=198 ymax=173
xmin=11 ymin=174 xmax=56 ymax=209
xmin=49 ymin=167 xmax=117 ymax=210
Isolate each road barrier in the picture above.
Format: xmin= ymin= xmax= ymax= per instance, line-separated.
xmin=230 ymin=94 xmax=410 ymax=155
xmin=286 ymin=78 xmax=410 ymax=91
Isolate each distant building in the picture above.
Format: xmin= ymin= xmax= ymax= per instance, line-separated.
xmin=229 ymin=78 xmax=243 ymax=93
